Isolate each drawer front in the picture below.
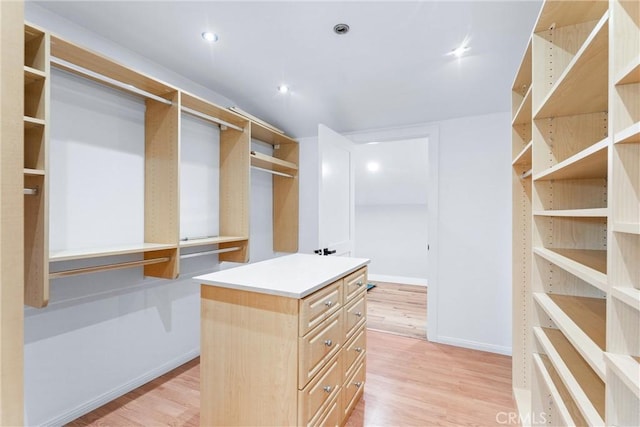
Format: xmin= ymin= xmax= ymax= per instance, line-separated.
xmin=299 ymin=280 xmax=342 ymax=336
xmin=309 ymin=392 xmax=341 ymax=427
xmin=344 ymin=267 xmax=367 ymax=303
xmin=343 ymin=324 xmax=366 ymax=380
xmin=344 ymin=292 xmax=366 ymax=341
xmin=298 ymin=354 xmax=341 ymax=426
xmin=342 ymin=359 xmax=366 ymax=421
xmin=299 ymin=310 xmax=343 ymax=388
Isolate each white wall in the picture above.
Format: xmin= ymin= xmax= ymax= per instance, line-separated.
xmin=24 ymin=5 xmax=277 ymax=426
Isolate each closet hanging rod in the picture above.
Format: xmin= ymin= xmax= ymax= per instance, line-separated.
xmin=181 ymin=106 xmax=244 ymax=132
xmin=49 ymin=256 xmax=171 ymax=279
xmin=520 ymin=169 xmax=533 ymax=179
xmin=24 ymin=187 xmax=38 ymax=196
xmin=251 ymin=165 xmax=294 ymax=178
xmin=50 ymin=57 xmax=173 ymax=106
xmin=180 ymin=246 xmax=241 ymax=260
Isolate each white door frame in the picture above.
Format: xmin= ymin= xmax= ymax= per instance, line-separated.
xmin=344 ymin=124 xmax=440 ymax=343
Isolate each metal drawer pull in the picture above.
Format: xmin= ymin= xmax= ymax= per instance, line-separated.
xmin=355 ymin=311 xmax=362 ymax=317
xmin=324 ymin=339 xmax=333 ymax=347
xmin=324 ymin=300 xmax=333 ymax=307
xmin=323 ymin=385 xmax=333 ymax=393
xmin=354 ymin=347 xmax=363 ymax=353
xmin=353 ymin=382 xmax=362 ymax=388
xmin=356 ymin=280 xmax=363 ymax=287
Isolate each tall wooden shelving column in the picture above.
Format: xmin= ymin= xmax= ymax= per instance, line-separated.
xmin=512 ymin=1 xmax=640 ymax=425
xmin=606 ymin=0 xmax=640 ymax=425
xmin=0 ymin=1 xmax=25 ymax=423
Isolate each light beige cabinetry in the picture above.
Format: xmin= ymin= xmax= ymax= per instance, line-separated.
xmin=198 ymin=256 xmax=368 ymax=426
xmin=21 ymin=24 xmax=300 ymax=307
xmin=511 ymin=1 xmax=639 ymax=425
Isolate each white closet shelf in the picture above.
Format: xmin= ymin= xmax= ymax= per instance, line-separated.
xmin=612 ymin=222 xmax=640 ymax=235
xmin=49 ymin=243 xmax=176 ymax=262
xmin=512 ymin=86 xmax=532 ymax=126
xmin=604 ymin=353 xmax=640 ymax=399
xmin=533 ymin=247 xmax=607 ymax=292
xmin=534 ymin=293 xmax=606 ymax=379
xmin=533 ymin=353 xmax=586 ymax=426
xmin=533 ymin=327 xmax=605 ymax=426
xmin=533 ymin=138 xmax=608 ymax=181
xmin=512 ymin=140 xmax=532 ymax=167
xmin=534 ymin=12 xmax=609 ymax=119
xmin=614 ymin=122 xmax=640 ymax=144
xmin=615 ymin=55 xmax=640 ymax=85
xmin=179 ymin=236 xmax=247 ymax=248
xmin=611 ymin=286 xmax=640 ymax=312
xmin=533 ymin=208 xmax=608 ymax=218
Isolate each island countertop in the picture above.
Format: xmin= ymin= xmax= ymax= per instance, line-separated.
xmin=194 ymin=253 xmax=370 ymax=298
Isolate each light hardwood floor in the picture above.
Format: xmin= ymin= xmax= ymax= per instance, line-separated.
xmin=366 ymin=281 xmax=427 ymax=339
xmin=68 ymin=330 xmax=515 ymax=426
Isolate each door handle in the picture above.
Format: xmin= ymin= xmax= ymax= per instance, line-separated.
xmin=322 ymin=248 xmax=337 ymax=256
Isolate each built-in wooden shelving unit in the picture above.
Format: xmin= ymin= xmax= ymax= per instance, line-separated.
xmin=21 ymin=23 xmax=299 ymax=307
xmin=513 ymin=1 xmax=640 ymax=425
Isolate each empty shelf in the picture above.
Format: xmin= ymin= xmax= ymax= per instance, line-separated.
xmin=533 ymin=247 xmax=607 ymax=292
xmin=250 ymin=151 xmax=297 ymax=175
xmin=179 ymin=236 xmax=247 ymax=248
xmin=604 ymin=353 xmax=640 ymax=399
xmin=534 ymin=293 xmax=606 ymax=379
xmin=614 ymin=122 xmax=640 ymax=144
xmin=24 ymin=65 xmax=46 ymax=83
xmin=512 ymin=141 xmax=532 ymax=167
xmin=534 ymin=327 xmax=605 ymax=426
xmin=512 ymin=86 xmax=532 ymax=126
xmin=533 ymin=138 xmax=608 ymax=181
xmin=616 ymin=55 xmax=640 ymax=85
xmin=611 ymin=286 xmax=640 ymax=312
xmin=50 ymin=243 xmax=176 ymax=262
xmin=533 ymin=208 xmax=608 ymax=218
xmin=534 ymin=13 xmax=609 ymax=119
xmin=24 ymin=168 xmax=45 ymax=176
xmin=533 ymin=353 xmax=587 ymax=426
xmin=24 ymin=116 xmax=45 ymax=129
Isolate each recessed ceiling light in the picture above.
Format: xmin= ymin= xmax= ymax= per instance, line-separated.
xmin=202 ymin=32 xmax=219 ymax=43
xmin=367 ymin=161 xmax=380 ymax=173
xmin=277 ymin=84 xmax=290 ymax=94
xmin=449 ymin=39 xmax=470 ymax=57
xmin=333 ymin=23 xmax=350 ymax=35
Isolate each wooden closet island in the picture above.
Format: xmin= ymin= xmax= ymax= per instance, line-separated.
xmin=195 ymin=254 xmax=370 ymax=426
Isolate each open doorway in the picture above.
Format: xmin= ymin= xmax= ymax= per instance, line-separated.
xmin=353 ymin=138 xmax=428 ymax=339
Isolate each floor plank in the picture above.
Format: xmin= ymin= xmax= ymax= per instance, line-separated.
xmin=68 ymin=331 xmax=515 ymax=427
xmin=366 ymin=281 xmax=427 ymax=339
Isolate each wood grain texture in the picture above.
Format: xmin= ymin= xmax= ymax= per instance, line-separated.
xmin=273 ymin=141 xmax=299 ymax=253
xmin=366 ymin=282 xmax=426 ymax=340
xmin=1 ymin=4 xmax=25 ymax=424
xmin=67 ymin=330 xmax=516 ymax=427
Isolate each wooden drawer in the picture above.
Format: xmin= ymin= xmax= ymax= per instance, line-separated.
xmin=344 ymin=292 xmax=366 ymax=341
xmin=343 ymin=324 xmax=366 ymax=380
xmin=342 ymin=359 xmax=365 ymax=421
xmin=299 ymin=280 xmax=342 ymax=336
xmin=344 ymin=267 xmax=367 ymax=303
xmin=309 ymin=392 xmax=341 ymax=427
xmin=298 ymin=353 xmax=342 ymax=426
xmin=299 ymin=310 xmax=343 ymax=388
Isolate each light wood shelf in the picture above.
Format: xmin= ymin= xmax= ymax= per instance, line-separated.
xmin=511 ymin=39 xmax=532 ymax=115
xmin=533 ymin=353 xmax=587 ymax=426
xmin=512 ymin=86 xmax=532 ymax=126
xmin=614 ymin=122 xmax=640 ymax=144
xmin=533 ymin=138 xmax=608 ymax=181
xmin=615 ymin=55 xmax=640 ymax=85
xmin=49 ymin=243 xmax=177 ymax=262
xmin=534 ymin=293 xmax=606 ymax=378
xmin=533 ymin=327 xmax=605 ymax=426
xmin=512 ymin=140 xmax=532 ymax=167
xmin=251 ymin=151 xmax=298 ymax=176
xmin=24 ymin=65 xmax=45 ymax=83
xmin=179 ymin=236 xmax=248 ymax=248
xmin=611 ymin=286 xmax=640 ymax=312
xmin=533 ymin=247 xmax=607 ymax=292
xmin=23 ymin=116 xmax=44 ymax=128
xmin=604 ymin=353 xmax=640 ymax=399
xmin=533 ymin=208 xmax=608 ymax=218
xmin=613 ymin=222 xmax=640 ymax=235
xmin=250 ymin=120 xmax=297 ymax=146
xmin=534 ymin=2 xmax=608 ymax=33
xmin=534 ymin=13 xmax=609 ymax=120
xmin=23 ymin=168 xmax=45 ymax=176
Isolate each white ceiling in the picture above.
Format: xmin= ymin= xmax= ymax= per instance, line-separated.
xmin=32 ymin=0 xmax=542 ymax=138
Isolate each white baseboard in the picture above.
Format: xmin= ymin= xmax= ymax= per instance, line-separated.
xmin=42 ymin=349 xmax=200 ymax=427
xmin=368 ymin=274 xmax=427 ymax=287
xmin=433 ymin=335 xmax=512 ymax=356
